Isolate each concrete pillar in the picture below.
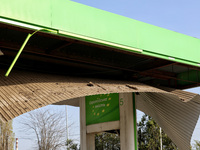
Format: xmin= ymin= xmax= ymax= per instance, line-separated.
xmin=80 ymin=97 xmax=87 ymax=150
xmin=80 ymin=93 xmax=137 ymax=150
xmin=80 ymin=97 xmax=95 ymax=150
xmin=87 ymin=133 xmax=95 ymax=150
xmin=119 ymin=93 xmax=137 ymax=150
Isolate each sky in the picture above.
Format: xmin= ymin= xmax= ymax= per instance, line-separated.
xmin=13 ymin=0 xmax=200 ymax=149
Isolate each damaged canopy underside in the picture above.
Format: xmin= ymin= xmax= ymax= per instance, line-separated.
xmin=0 ymin=69 xmax=200 ymax=150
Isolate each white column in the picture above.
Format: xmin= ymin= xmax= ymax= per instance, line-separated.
xmin=80 ymin=97 xmax=95 ymax=150
xmin=119 ymin=93 xmax=137 ymax=150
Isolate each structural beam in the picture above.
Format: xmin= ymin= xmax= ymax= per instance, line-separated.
xmin=86 ymin=121 xmax=119 ymax=134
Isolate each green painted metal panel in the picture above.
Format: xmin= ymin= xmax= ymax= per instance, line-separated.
xmin=177 ymin=70 xmax=200 ymax=86
xmin=52 ymin=0 xmax=139 ymax=47
xmin=52 ymin=0 xmax=200 ymax=64
xmin=0 ymin=0 xmax=52 ymax=27
xmin=85 ymin=93 xmax=119 ymax=125
xmin=0 ymin=0 xmax=200 ymax=67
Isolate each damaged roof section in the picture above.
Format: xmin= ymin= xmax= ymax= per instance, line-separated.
xmin=0 ymin=68 xmax=199 ymax=119
xmin=0 ymin=69 xmax=200 ymax=150
xmin=0 ymin=68 xmax=168 ymax=122
xmin=137 ymin=93 xmax=200 ymax=150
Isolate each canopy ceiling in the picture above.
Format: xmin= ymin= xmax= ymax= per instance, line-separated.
xmin=1 ymin=23 xmax=200 ymax=89
xmin=1 ymin=0 xmax=200 ymax=89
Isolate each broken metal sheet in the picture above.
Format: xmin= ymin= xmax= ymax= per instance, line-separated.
xmin=0 ymin=69 xmax=200 ymax=150
xmin=157 ymin=86 xmax=199 ymax=102
xmin=0 ymin=69 xmax=169 ymax=122
xmin=136 ymin=93 xmax=200 ymax=150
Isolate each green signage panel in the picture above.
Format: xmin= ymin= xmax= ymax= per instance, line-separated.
xmin=86 ymin=93 xmax=119 ymax=125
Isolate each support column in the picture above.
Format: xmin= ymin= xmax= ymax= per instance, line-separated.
xmin=80 ymin=97 xmax=87 ymax=150
xmin=119 ymin=93 xmax=137 ymax=150
xmin=80 ymin=97 xmax=95 ymax=150
xmin=87 ymin=133 xmax=95 ymax=150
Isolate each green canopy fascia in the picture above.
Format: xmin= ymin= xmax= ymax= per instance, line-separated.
xmin=0 ymin=0 xmax=200 ymax=67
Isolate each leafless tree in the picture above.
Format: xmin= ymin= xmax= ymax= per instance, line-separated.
xmin=20 ymin=107 xmax=68 ymax=150
xmin=0 ymin=120 xmax=15 ymax=150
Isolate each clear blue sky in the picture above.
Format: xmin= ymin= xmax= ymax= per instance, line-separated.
xmin=13 ymin=0 xmax=200 ymax=149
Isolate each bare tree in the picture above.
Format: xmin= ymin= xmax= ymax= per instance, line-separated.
xmin=0 ymin=120 xmax=15 ymax=150
xmin=20 ymin=107 xmax=68 ymax=150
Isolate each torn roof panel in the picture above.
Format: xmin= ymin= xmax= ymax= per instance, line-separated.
xmin=136 ymin=93 xmax=200 ymax=150
xmin=0 ymin=69 xmax=199 ymax=118
xmin=0 ymin=69 xmax=200 ymax=150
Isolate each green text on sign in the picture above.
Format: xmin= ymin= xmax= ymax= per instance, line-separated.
xmin=86 ymin=93 xmax=119 ymax=125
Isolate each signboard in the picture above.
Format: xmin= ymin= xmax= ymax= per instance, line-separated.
xmin=85 ymin=93 xmax=119 ymax=125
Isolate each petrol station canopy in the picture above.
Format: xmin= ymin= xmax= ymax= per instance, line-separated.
xmin=1 ymin=0 xmax=200 ymax=89
xmin=1 ymin=1 xmax=200 ymax=149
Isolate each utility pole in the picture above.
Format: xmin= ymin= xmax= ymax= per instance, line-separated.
xmin=160 ymin=127 xmax=162 ymax=150
xmin=16 ymin=138 xmax=18 ymax=150
xmin=66 ymin=105 xmax=69 ymax=149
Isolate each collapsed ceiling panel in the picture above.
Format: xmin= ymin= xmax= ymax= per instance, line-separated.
xmin=137 ymin=93 xmax=200 ymax=150
xmin=0 ymin=68 xmax=199 ymax=150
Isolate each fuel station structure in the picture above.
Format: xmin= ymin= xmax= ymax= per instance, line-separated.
xmin=1 ymin=0 xmax=200 ymax=150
